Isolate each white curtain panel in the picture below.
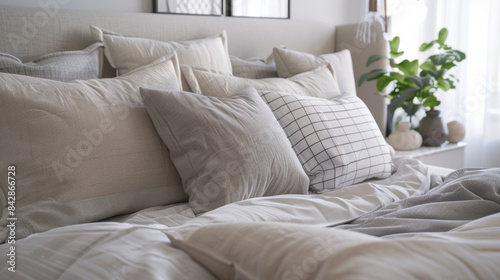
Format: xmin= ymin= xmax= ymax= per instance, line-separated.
xmin=389 ymin=0 xmax=500 ymax=168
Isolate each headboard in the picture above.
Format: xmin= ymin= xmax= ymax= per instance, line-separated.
xmin=0 ymin=6 xmax=388 ymax=134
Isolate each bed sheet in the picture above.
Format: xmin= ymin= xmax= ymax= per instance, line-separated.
xmin=2 ymin=158 xmax=498 ymax=279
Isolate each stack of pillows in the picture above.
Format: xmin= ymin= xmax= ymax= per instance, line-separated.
xmin=0 ymin=27 xmax=392 ymax=242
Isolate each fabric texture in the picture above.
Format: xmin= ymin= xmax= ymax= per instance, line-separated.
xmin=230 ymin=55 xmax=277 ymax=79
xmin=260 ymin=91 xmax=393 ymax=192
xmin=0 ymin=43 xmax=103 ymax=81
xmin=182 ymin=64 xmax=341 ymax=99
xmin=0 ymin=56 xmax=187 ymax=242
xmin=273 ymin=47 xmax=357 ymax=95
xmin=140 ymin=86 xmax=309 ymax=214
xmin=337 ymin=167 xmax=500 ymax=236
xmin=90 ymin=25 xmax=232 ymax=91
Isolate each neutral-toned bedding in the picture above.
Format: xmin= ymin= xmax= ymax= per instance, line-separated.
xmin=1 ymin=6 xmax=498 ymax=280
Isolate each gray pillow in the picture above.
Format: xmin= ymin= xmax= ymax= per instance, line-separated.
xmin=141 ymin=86 xmax=309 ymax=214
xmin=0 ymin=43 xmax=103 ymax=81
xmin=230 ymin=55 xmax=278 ymax=79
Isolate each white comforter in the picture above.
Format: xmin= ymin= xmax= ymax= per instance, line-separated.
xmin=1 ymin=158 xmax=499 ymax=279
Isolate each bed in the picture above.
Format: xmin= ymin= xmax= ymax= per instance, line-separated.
xmin=1 ymin=6 xmax=499 ymax=280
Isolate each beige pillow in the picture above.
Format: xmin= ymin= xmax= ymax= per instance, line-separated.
xmin=0 ymin=55 xmax=187 ymax=242
xmin=167 ymin=222 xmax=377 ymax=280
xmin=273 ymin=47 xmax=357 ymax=95
xmin=0 ymin=43 xmax=103 ymax=81
xmin=90 ymin=26 xmax=232 ymax=91
xmin=141 ymin=87 xmax=309 ymax=214
xmin=182 ymin=63 xmax=341 ymax=99
xmin=260 ymin=91 xmax=393 ymax=192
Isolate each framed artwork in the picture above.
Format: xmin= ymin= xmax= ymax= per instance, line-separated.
xmin=154 ymin=0 xmax=223 ymax=16
xmin=227 ymin=0 xmax=290 ymax=19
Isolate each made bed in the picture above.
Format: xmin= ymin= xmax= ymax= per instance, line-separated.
xmin=0 ymin=6 xmax=499 ymax=280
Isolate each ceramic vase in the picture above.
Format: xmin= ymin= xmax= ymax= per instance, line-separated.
xmin=447 ymin=121 xmax=465 ymax=143
xmin=419 ymin=110 xmax=448 ymax=146
xmin=387 ymin=122 xmax=422 ymax=150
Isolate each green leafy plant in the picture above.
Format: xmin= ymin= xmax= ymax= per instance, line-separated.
xmin=358 ymin=28 xmax=466 ymax=124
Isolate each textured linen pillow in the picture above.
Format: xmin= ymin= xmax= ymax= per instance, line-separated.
xmin=0 ymin=43 xmax=103 ymax=81
xmin=0 ymin=55 xmax=188 ymax=242
xmin=182 ymin=63 xmax=341 ymax=99
xmin=230 ymin=55 xmax=278 ymax=79
xmin=141 ymin=86 xmax=309 ymax=214
xmin=259 ymin=91 xmax=393 ymax=192
xmin=273 ymin=47 xmax=357 ymax=95
xmin=90 ymin=25 xmax=232 ymax=91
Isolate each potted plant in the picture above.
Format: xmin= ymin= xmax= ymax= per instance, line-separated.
xmin=358 ymin=28 xmax=466 ymax=146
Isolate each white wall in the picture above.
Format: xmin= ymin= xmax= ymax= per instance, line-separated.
xmin=0 ymin=0 xmax=364 ymax=26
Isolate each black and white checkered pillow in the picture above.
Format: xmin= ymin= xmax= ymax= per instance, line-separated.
xmin=259 ymin=91 xmax=393 ymax=193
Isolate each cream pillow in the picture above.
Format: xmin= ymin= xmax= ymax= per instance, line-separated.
xmin=141 ymin=87 xmax=309 ymax=214
xmin=273 ymin=47 xmax=357 ymax=95
xmin=90 ymin=26 xmax=232 ymax=91
xmin=0 ymin=55 xmax=187 ymax=242
xmin=182 ymin=64 xmax=341 ymax=99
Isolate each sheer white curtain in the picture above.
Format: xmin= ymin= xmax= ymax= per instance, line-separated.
xmin=389 ymin=0 xmax=500 ymax=167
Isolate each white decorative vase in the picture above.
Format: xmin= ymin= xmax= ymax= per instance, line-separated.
xmin=387 ymin=122 xmax=422 ymax=151
xmin=447 ymin=121 xmax=465 ymax=143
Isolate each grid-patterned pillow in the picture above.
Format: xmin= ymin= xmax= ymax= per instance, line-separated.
xmin=259 ymin=91 xmax=393 ymax=192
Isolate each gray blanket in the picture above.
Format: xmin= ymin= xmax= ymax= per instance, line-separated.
xmin=335 ymin=168 xmax=500 ymax=237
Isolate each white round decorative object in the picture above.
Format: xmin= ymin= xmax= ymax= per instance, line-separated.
xmin=387 ymin=122 xmax=422 ymax=151
xmin=447 ymin=121 xmax=466 ymax=143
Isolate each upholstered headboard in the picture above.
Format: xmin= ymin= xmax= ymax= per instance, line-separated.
xmin=0 ymin=6 xmax=388 ymax=134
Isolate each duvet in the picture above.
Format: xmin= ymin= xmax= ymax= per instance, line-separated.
xmin=1 ymin=158 xmax=499 ymax=280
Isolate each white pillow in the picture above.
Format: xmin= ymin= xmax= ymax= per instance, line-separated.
xmin=0 ymin=55 xmax=187 ymax=242
xmin=273 ymin=47 xmax=357 ymax=95
xmin=90 ymin=25 xmax=232 ymax=91
xmin=0 ymin=43 xmax=103 ymax=81
xmin=141 ymin=86 xmax=309 ymax=214
xmin=182 ymin=64 xmax=341 ymax=99
xmin=259 ymin=91 xmax=393 ymax=192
